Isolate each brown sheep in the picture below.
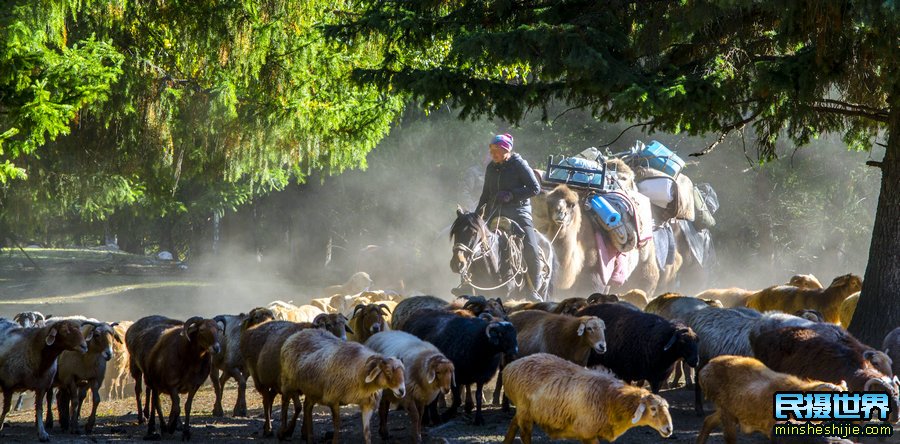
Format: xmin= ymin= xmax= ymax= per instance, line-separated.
xmin=365 ymin=331 xmax=454 ymax=444
xmin=506 ymin=297 xmax=589 ymax=316
xmin=502 ymin=353 xmax=673 ymax=443
xmin=48 ymin=322 xmax=122 ymax=434
xmin=280 ymin=328 xmax=406 ymax=444
xmin=240 ymin=313 xmax=350 ymax=438
xmin=102 ymin=320 xmax=132 ymax=400
xmin=509 ymin=310 xmax=606 ymax=364
xmin=787 ymin=273 xmax=824 ymax=289
xmin=839 ymin=291 xmax=859 ymax=327
xmin=347 ymin=304 xmax=390 ymax=343
xmin=267 ymin=300 xmax=325 ymax=323
xmin=126 ymin=316 xmax=222 ymax=441
xmin=751 ymin=326 xmax=900 ymax=423
xmin=697 ymin=355 xmax=846 ymax=444
xmin=745 ymin=274 xmax=862 ymax=324
xmin=0 ymin=319 xmax=87 ymax=442
xmin=619 ymin=289 xmax=650 ymax=309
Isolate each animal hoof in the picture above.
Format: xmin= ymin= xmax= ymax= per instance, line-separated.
xmin=39 ymin=431 xmax=51 ymax=442
xmin=263 ymin=429 xmax=274 ymax=438
xmin=212 ymin=407 xmax=224 ymax=418
xmin=233 ymin=408 xmax=247 ymax=418
xmin=143 ymin=433 xmax=161 ymax=441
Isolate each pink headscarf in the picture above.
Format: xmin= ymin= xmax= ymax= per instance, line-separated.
xmin=491 ymin=133 xmax=514 ymax=151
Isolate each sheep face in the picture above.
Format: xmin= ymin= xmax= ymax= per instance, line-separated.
xmin=426 ymin=355 xmax=455 ymax=395
xmin=631 ymin=394 xmax=673 ymax=438
xmin=458 ymin=295 xmax=509 ymax=320
xmin=864 ymin=350 xmax=894 ymax=378
xmin=241 ymin=307 xmax=276 ymax=332
xmin=313 ymin=313 xmax=352 ymax=341
xmin=577 ymin=316 xmax=606 ymax=354
xmin=14 ymin=311 xmax=46 ymax=328
xmin=831 ymin=274 xmax=863 ymax=292
xmin=365 ymin=356 xmax=406 ymax=398
xmin=546 ymin=186 xmax=578 ymax=227
xmin=664 ymin=326 xmax=699 ymax=368
xmin=184 ymin=318 xmax=222 ymax=355
xmin=486 ymin=321 xmax=518 ymax=357
xmin=85 ymin=324 xmax=122 ymax=361
xmin=47 ymin=320 xmax=88 ymax=354
xmin=352 ymin=304 xmax=388 ymax=336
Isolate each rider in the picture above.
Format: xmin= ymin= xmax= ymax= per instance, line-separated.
xmin=476 ymin=133 xmax=544 ymax=301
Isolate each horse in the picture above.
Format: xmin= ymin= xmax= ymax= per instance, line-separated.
xmin=449 ymin=206 xmax=554 ymax=301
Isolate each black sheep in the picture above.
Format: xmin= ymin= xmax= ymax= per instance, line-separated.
xmin=578 ymin=303 xmax=698 ymax=393
xmin=402 ymin=309 xmax=517 ymax=425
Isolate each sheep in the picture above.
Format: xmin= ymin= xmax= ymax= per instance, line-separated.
xmin=745 ymin=273 xmax=863 ymax=324
xmin=839 ymin=291 xmax=859 ymax=327
xmin=884 ymin=327 xmax=900 ymax=378
xmin=14 ymin=311 xmax=46 ymax=328
xmin=509 ymin=310 xmax=606 ymax=364
xmin=391 ymin=295 xmax=448 ymax=330
xmin=619 ymin=289 xmax=650 ymax=309
xmin=578 ymin=303 xmax=698 ymax=394
xmin=209 ymin=307 xmax=275 ymax=418
xmin=280 ymin=328 xmax=406 ymax=444
xmin=11 ymin=311 xmax=48 ymax=411
xmin=102 ymin=321 xmax=132 ymax=401
xmin=125 ymin=316 xmax=222 ymax=441
xmin=751 ymin=325 xmax=900 ymax=423
xmin=267 ymin=300 xmax=325 ymax=323
xmin=696 ymin=355 xmax=846 ymax=444
xmin=240 ymin=313 xmax=350 ymax=437
xmin=787 ymin=273 xmax=824 ymax=289
xmin=365 ymin=331 xmax=454 ymax=443
xmin=46 ymin=322 xmax=121 ymax=434
xmin=695 ymin=287 xmax=755 ymax=308
xmin=586 ymin=292 xmax=620 ymax=305
xmin=505 ymin=297 xmax=589 ymax=316
xmin=0 ymin=319 xmax=87 ymax=442
xmin=322 ymin=271 xmax=373 ymax=298
xmin=685 ymin=308 xmax=813 ymax=414
xmin=402 ymin=309 xmax=518 ymax=425
xmin=347 ymin=303 xmax=390 ymax=343
xmin=644 ymin=293 xmax=722 ymax=321
xmin=310 ymin=297 xmax=339 ymax=314
xmin=502 ymin=353 xmax=673 ymax=443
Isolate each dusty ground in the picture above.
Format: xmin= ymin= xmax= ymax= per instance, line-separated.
xmin=1 ymin=249 xmax=897 ymax=443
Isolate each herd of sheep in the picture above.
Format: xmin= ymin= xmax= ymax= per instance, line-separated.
xmin=0 ymin=271 xmax=899 ymax=444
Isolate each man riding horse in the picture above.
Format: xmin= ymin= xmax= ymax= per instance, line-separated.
xmin=475 ymin=133 xmax=544 ymax=301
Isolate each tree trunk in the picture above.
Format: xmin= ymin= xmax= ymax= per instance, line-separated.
xmin=848 ymin=103 xmax=900 ymax=346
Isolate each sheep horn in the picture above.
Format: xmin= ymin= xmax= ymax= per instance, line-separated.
xmin=352 ymin=304 xmax=366 ymax=318
xmin=313 ymin=314 xmax=329 ymax=325
xmin=183 ymin=316 xmax=204 ymax=339
xmin=864 ymin=378 xmax=887 ymax=392
xmin=378 ymin=304 xmax=392 ymax=315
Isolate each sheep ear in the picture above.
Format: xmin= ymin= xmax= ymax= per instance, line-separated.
xmin=45 ymin=327 xmax=58 ymax=346
xmin=577 ymin=323 xmax=586 ymax=337
xmin=345 ymin=323 xmax=354 ymax=334
xmin=83 ymin=326 xmax=95 ymax=342
xmin=864 ymin=350 xmax=876 ymax=360
xmin=216 ymin=320 xmax=225 ymax=333
xmin=113 ymin=332 xmax=123 ymax=344
xmin=365 ymin=358 xmax=383 ymax=383
xmin=428 ymin=368 xmax=437 ymax=384
xmin=631 ymin=399 xmax=647 ymax=424
xmin=663 ymin=332 xmax=678 ymax=351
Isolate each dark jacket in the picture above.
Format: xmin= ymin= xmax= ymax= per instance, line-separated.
xmin=477 ymin=153 xmax=541 ymax=222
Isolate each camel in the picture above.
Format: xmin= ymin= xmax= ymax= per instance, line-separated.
xmin=533 ymin=159 xmax=662 ymax=297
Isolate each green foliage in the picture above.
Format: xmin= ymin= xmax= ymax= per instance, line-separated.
xmin=333 ymin=0 xmax=899 ymax=158
xmin=1 ymin=0 xmax=406 ymax=254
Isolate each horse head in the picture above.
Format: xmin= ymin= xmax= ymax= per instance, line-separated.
xmin=450 ymin=205 xmax=489 ymax=273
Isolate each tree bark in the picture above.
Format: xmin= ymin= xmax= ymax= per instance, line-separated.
xmin=849 ymin=102 xmax=900 ymax=346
